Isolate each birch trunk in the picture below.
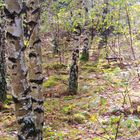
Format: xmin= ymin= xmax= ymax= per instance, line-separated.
xmin=26 ymin=0 xmax=44 ymax=139
xmin=81 ymin=0 xmax=90 ymax=61
xmin=4 ymin=0 xmax=38 ymax=139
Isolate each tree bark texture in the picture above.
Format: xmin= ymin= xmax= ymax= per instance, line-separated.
xmin=0 ymin=10 xmax=6 ymax=102
xmin=80 ymin=0 xmax=91 ymax=61
xmin=68 ymin=24 xmax=81 ymax=94
xmin=4 ymin=0 xmax=38 ymax=139
xmin=26 ymin=0 xmax=44 ymax=139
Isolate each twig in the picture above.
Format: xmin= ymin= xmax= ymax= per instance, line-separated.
xmin=96 ymin=117 xmax=112 ymax=140
xmin=114 ymin=115 xmax=122 ymax=140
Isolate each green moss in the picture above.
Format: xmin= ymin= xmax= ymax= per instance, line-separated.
xmin=44 ymin=99 xmax=60 ymax=112
xmin=43 ymin=74 xmax=68 ymax=88
xmin=73 ymin=113 xmax=86 ymax=124
xmin=81 ymin=62 xmax=100 ymax=73
xmin=82 ymin=66 xmax=97 ymax=72
xmin=60 ymin=75 xmax=68 ymax=81
xmin=61 ymin=104 xmax=75 ymax=115
xmin=80 ymin=52 xmax=89 ymax=62
xmin=44 ymin=127 xmax=65 ymax=140
xmin=63 ymin=96 xmax=75 ymax=101
xmin=69 ymin=129 xmax=82 ymax=139
xmin=43 ymin=76 xmax=59 ymax=88
xmin=44 ymin=63 xmax=67 ymax=70
xmin=94 ymin=86 xmax=106 ymax=93
xmin=56 ymin=132 xmax=64 ymax=140
xmin=4 ymin=94 xmax=13 ymax=105
xmin=93 ymin=137 xmax=102 ymax=140
xmin=0 ymin=137 xmax=16 ymax=140
xmin=44 ymin=127 xmax=55 ymax=138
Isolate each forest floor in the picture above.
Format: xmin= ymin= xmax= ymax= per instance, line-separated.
xmin=1 ymin=39 xmax=140 ymax=140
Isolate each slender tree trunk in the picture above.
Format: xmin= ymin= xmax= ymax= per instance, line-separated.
xmin=125 ymin=2 xmax=140 ymax=80
xmin=26 ymin=0 xmax=44 ymax=139
xmin=69 ymin=47 xmax=79 ymax=95
xmin=125 ymin=3 xmax=136 ymax=60
xmin=4 ymin=0 xmax=38 ymax=139
xmin=80 ymin=0 xmax=90 ymax=62
xmin=90 ymin=0 xmax=94 ymax=42
xmin=0 ymin=9 xmax=6 ymax=102
xmin=99 ymin=0 xmax=109 ymax=50
xmin=80 ymin=25 xmax=90 ymax=62
xmin=52 ymin=36 xmax=59 ymax=55
xmin=68 ymin=23 xmax=81 ymax=94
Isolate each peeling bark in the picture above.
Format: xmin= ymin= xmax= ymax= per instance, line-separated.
xmin=4 ymin=0 xmax=37 ymax=139
xmin=26 ymin=0 xmax=44 ymax=139
xmin=80 ymin=25 xmax=90 ymax=62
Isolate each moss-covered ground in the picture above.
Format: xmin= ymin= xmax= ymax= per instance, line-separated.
xmin=1 ymin=55 xmax=140 ymax=140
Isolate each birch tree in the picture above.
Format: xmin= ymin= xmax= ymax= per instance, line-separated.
xmin=26 ymin=0 xmax=44 ymax=139
xmin=4 ymin=0 xmax=38 ymax=139
xmin=80 ymin=0 xmax=91 ymax=62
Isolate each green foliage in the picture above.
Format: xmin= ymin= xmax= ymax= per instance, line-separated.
xmin=80 ymin=52 xmax=89 ymax=62
xmin=0 ymin=0 xmax=4 ymax=9
xmin=44 ymin=127 xmax=55 ymax=138
xmin=81 ymin=63 xmax=99 ymax=72
xmin=62 ymin=104 xmax=75 ymax=114
xmin=44 ymin=128 xmax=64 ymax=139
xmin=122 ymin=116 xmax=140 ymax=130
xmin=110 ymin=116 xmax=120 ymax=125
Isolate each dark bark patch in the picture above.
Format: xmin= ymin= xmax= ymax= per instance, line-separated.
xmin=32 ymin=86 xmax=37 ymax=89
xmin=35 ymin=71 xmax=42 ymax=75
xmin=12 ymin=64 xmax=17 ymax=69
xmin=18 ymin=135 xmax=26 ymax=140
xmin=23 ymin=87 xmax=31 ymax=95
xmin=21 ymin=46 xmax=26 ymax=52
xmin=4 ymin=8 xmax=15 ymax=19
xmin=21 ymin=2 xmax=28 ymax=13
xmin=27 ymin=21 xmax=37 ymax=27
xmin=29 ymin=52 xmax=37 ymax=58
xmin=29 ymin=78 xmax=44 ymax=84
xmin=32 ymin=8 xmax=40 ymax=15
xmin=12 ymin=96 xmax=19 ymax=103
xmin=34 ymin=107 xmax=44 ymax=113
xmin=33 ymin=39 xmax=41 ymax=46
xmin=31 ymin=98 xmax=44 ymax=105
xmin=6 ymin=32 xmax=19 ymax=40
xmin=8 ymin=57 xmax=17 ymax=63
